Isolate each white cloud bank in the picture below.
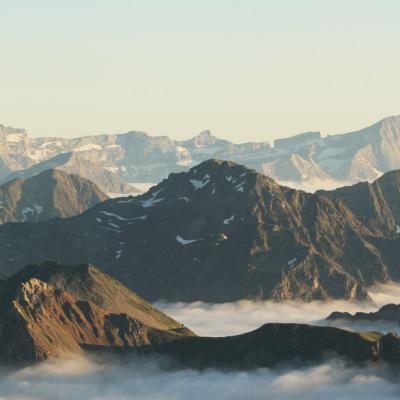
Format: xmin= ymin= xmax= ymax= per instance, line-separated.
xmin=157 ymin=282 xmax=400 ymax=337
xmin=0 ymin=356 xmax=399 ymax=400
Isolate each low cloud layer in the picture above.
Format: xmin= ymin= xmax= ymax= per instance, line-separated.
xmin=1 ymin=356 xmax=400 ymax=400
xmin=157 ymin=282 xmax=400 ymax=337
xmin=1 ymin=283 xmax=400 ymax=399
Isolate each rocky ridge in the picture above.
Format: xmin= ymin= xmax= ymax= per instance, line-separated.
xmin=0 ymin=261 xmax=193 ymax=362
xmin=0 ymin=160 xmax=400 ymax=302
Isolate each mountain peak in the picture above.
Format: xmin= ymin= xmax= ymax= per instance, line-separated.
xmin=189 ymin=158 xmax=252 ymax=172
xmin=3 ymin=260 xmax=193 ymax=334
xmin=0 ymin=262 xmax=194 ymax=362
xmin=0 ymin=168 xmax=108 ymax=224
xmin=192 ymin=130 xmax=216 ymax=146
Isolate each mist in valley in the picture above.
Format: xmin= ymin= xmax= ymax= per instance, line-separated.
xmin=1 ymin=354 xmax=400 ymax=400
xmin=157 ymin=282 xmax=400 ymax=337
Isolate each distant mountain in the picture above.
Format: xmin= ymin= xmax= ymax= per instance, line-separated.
xmin=0 ymin=169 xmax=109 ymax=223
xmin=0 ymin=261 xmax=193 ymax=362
xmin=327 ymin=303 xmax=400 ymax=323
xmin=1 ymin=116 xmax=400 ymax=191
xmin=2 ymin=152 xmax=139 ymax=195
xmin=1 ymin=160 xmax=400 ymax=302
xmin=0 ymin=124 xmax=32 ymax=179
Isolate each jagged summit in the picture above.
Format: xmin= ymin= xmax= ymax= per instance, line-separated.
xmin=0 ymin=261 xmax=194 ymax=362
xmin=191 ymin=130 xmax=217 ymax=146
xmin=3 ymin=260 xmax=191 ymax=333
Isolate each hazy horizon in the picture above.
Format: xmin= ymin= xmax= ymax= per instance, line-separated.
xmin=2 ymin=0 xmax=400 ymax=142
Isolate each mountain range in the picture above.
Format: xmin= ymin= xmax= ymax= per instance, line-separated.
xmin=1 ymin=116 xmax=400 ymax=192
xmin=0 ymin=169 xmax=108 ymax=224
xmin=1 ymin=159 xmax=400 ymax=302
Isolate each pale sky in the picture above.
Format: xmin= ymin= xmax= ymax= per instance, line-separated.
xmin=1 ymin=0 xmax=399 ymax=142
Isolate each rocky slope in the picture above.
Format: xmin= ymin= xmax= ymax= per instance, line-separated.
xmin=318 ymin=170 xmax=400 ymax=235
xmin=1 ymin=116 xmax=400 ymax=191
xmin=0 ymin=169 xmax=109 ymax=223
xmin=0 ymin=160 xmax=400 ymax=302
xmin=0 ymin=261 xmax=193 ymax=363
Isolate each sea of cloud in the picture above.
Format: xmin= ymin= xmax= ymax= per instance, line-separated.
xmin=1 ymin=283 xmax=400 ymax=399
xmin=0 ymin=355 xmax=400 ymax=400
xmin=157 ymin=282 xmax=400 ymax=337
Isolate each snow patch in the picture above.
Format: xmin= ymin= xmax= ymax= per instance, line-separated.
xmin=22 ymin=204 xmax=43 ymax=221
xmin=6 ymin=133 xmax=24 ymax=143
xmin=190 ymin=174 xmax=210 ymax=190
xmin=234 ymin=182 xmax=245 ymax=192
xmin=131 ymin=215 xmax=148 ymax=221
xmin=223 ymin=215 xmax=235 ymax=225
xmin=99 ymin=210 xmax=148 ymax=221
xmin=74 ymin=143 xmax=102 ymax=152
xmin=117 ymin=198 xmax=135 ymax=204
xmin=176 ymin=235 xmax=202 ymax=245
xmin=140 ymin=189 xmax=165 ymax=208
xmin=99 ymin=211 xmax=131 ymax=221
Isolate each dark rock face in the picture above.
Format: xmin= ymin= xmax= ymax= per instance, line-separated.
xmin=0 ymin=159 xmax=400 ymax=302
xmin=327 ymin=303 xmax=400 ymax=323
xmin=0 ymin=262 xmax=193 ymax=363
xmin=318 ymin=170 xmax=400 ymax=236
xmin=154 ymin=324 xmax=382 ymax=369
xmin=0 ymin=169 xmax=109 ymax=223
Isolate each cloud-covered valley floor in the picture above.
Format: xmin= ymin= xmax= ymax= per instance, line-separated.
xmin=157 ymin=282 xmax=400 ymax=336
xmin=2 ymin=283 xmax=400 ymax=400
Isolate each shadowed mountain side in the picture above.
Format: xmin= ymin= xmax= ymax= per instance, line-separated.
xmin=85 ymin=323 xmax=400 ymax=370
xmin=1 ymin=160 xmax=400 ymax=302
xmin=0 ymin=169 xmax=109 ymax=223
xmin=318 ymin=169 xmax=400 ymax=236
xmin=327 ymin=303 xmax=400 ymax=324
